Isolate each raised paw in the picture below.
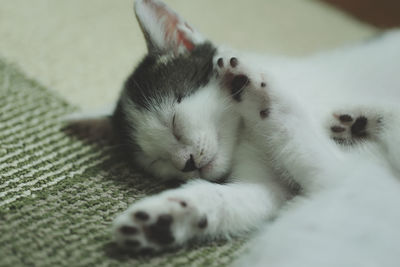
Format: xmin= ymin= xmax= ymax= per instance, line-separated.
xmin=330 ymin=111 xmax=383 ymax=145
xmin=215 ymin=55 xmax=249 ymax=102
xmin=214 ymin=52 xmax=269 ymax=119
xmin=113 ymin=195 xmax=207 ymax=253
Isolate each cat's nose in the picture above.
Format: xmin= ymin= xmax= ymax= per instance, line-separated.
xmin=182 ymin=154 xmax=197 ymax=172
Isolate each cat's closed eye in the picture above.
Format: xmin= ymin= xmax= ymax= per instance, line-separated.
xmin=172 ymin=114 xmax=181 ymax=141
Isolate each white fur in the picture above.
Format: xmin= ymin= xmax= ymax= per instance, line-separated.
xmin=234 ymin=162 xmax=400 ymax=267
xmin=120 ymin=82 xmax=240 ymax=182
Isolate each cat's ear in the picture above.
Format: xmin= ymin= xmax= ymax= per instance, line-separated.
xmin=134 ymin=0 xmax=206 ymax=54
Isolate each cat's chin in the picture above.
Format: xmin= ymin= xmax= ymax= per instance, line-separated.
xmin=199 ymin=159 xmax=215 ymax=177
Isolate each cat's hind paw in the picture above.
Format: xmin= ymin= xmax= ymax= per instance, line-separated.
xmin=329 ymin=110 xmax=383 ymax=145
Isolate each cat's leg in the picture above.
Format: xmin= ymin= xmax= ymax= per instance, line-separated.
xmin=328 ymin=108 xmax=383 ymax=145
xmin=214 ymin=54 xmax=345 ymax=192
xmin=113 ymin=176 xmax=287 ymax=253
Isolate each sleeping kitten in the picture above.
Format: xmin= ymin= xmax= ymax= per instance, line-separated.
xmin=111 ymin=0 xmax=290 ymax=251
xmin=66 ymin=0 xmax=400 ymax=261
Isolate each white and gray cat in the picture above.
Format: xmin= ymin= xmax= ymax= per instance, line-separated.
xmin=68 ymin=0 xmax=400 ymax=265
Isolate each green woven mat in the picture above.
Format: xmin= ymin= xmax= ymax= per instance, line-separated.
xmin=0 ymin=59 xmax=246 ymax=266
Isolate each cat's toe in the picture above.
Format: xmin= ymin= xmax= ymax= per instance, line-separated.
xmin=215 ymin=56 xmax=240 ymax=72
xmin=214 ymin=55 xmax=250 ymax=101
xmin=330 ymin=113 xmax=355 ymax=144
xmin=216 ymin=56 xmax=238 ymax=68
xmin=113 ymin=210 xmax=153 ymax=253
xmin=229 ymin=57 xmax=238 ymax=68
xmin=217 ymin=57 xmax=224 ymax=68
xmin=331 ymin=125 xmax=346 ymax=133
xmin=338 ymin=114 xmax=354 ymax=123
xmin=330 ymin=124 xmax=352 ymax=145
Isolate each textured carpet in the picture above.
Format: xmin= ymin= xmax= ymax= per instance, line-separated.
xmin=0 ymin=59 xmax=246 ymax=266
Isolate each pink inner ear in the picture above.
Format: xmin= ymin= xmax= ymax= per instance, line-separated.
xmin=175 ymin=29 xmax=195 ymax=51
xmin=146 ymin=0 xmax=195 ymax=52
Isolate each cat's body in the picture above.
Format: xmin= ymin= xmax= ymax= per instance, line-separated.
xmin=68 ymin=0 xmax=400 ymax=265
xmin=215 ymin=37 xmax=400 ymax=266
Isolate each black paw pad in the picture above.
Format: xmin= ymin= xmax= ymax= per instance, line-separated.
xmin=231 ymin=75 xmax=249 ymax=102
xmin=124 ymin=239 xmax=141 ymax=248
xmin=119 ymin=226 xmax=138 ymax=235
xmin=145 ymin=214 xmax=175 ymax=245
xmin=230 ymin=57 xmax=238 ymax=68
xmin=260 ymin=109 xmax=270 ymax=119
xmin=217 ymin=58 xmax=224 ymax=68
xmin=351 ymin=116 xmax=368 ymax=137
xmin=339 ymin=114 xmax=353 ymax=123
xmin=331 ymin=126 xmax=346 ymax=133
xmin=156 ymin=214 xmax=173 ymax=227
xmin=198 ymin=216 xmax=208 ymax=229
xmin=134 ymin=211 xmax=149 ymax=221
xmin=139 ymin=247 xmax=155 ymax=255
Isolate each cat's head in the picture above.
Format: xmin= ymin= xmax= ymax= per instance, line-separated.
xmin=112 ymin=0 xmax=240 ymax=182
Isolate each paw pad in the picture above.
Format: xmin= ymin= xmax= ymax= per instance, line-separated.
xmin=217 ymin=58 xmax=224 ymax=68
xmin=215 ymin=52 xmax=270 ymax=120
xmin=338 ymin=114 xmax=353 ymax=123
xmin=145 ymin=214 xmax=175 ymax=245
xmin=125 ymin=239 xmax=141 ymax=248
xmin=350 ymin=116 xmax=368 ymax=137
xmin=119 ymin=225 xmax=138 ymax=235
xmin=330 ymin=112 xmax=382 ymax=145
xmin=215 ymin=56 xmax=248 ymax=102
xmin=229 ymin=57 xmax=238 ymax=68
xmin=113 ymin=196 xmax=206 ymax=253
xmin=259 ymin=109 xmax=270 ymax=119
xmin=134 ymin=211 xmax=149 ymax=221
xmin=197 ymin=216 xmax=208 ymax=229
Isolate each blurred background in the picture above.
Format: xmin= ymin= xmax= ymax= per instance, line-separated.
xmin=0 ymin=0 xmax=398 ymax=110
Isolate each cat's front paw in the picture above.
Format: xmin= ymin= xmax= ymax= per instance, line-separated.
xmin=113 ymin=195 xmax=208 ymax=254
xmin=214 ymin=54 xmax=248 ymax=102
xmin=214 ymin=52 xmax=270 ymax=119
xmin=329 ymin=110 xmax=383 ymax=145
